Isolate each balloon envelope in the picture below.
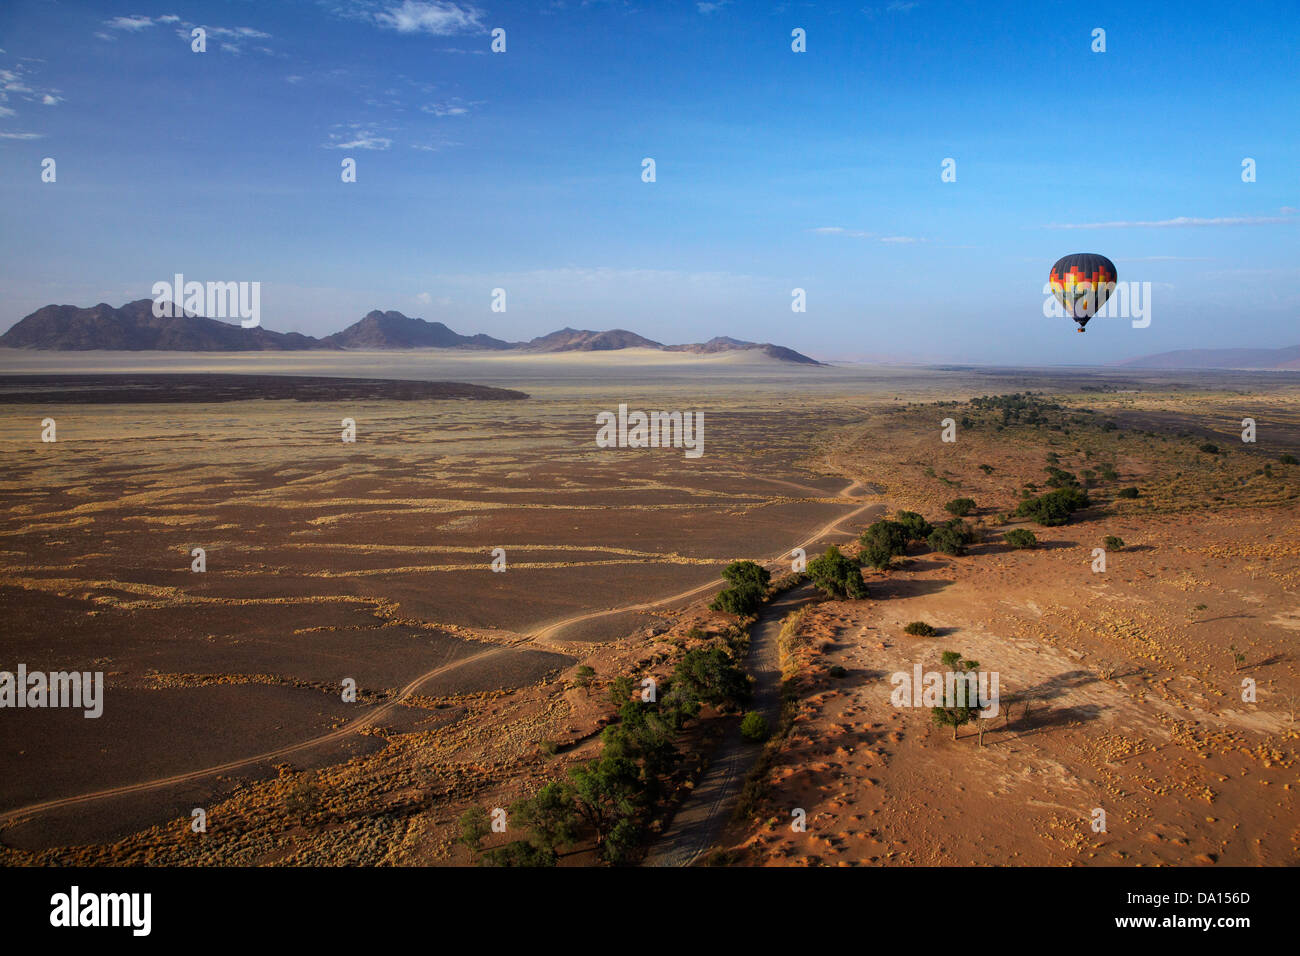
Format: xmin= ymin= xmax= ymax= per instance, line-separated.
xmin=1049 ymin=253 xmax=1117 ymax=329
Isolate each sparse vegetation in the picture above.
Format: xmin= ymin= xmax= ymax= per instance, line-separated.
xmin=1016 ymin=486 xmax=1089 ymax=526
xmin=1004 ymin=528 xmax=1038 ymax=549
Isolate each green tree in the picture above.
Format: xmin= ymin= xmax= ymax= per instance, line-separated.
xmin=894 ymin=511 xmax=934 ymax=542
xmin=860 ymin=520 xmax=908 ymax=570
xmin=721 ymin=560 xmax=770 ymax=590
xmin=457 ymin=806 xmax=491 ymax=851
xmin=666 ymin=647 xmax=750 ymax=714
xmin=740 ymin=711 xmax=770 ymax=742
xmin=1003 ymin=528 xmax=1038 ymax=549
xmin=928 ymin=519 xmax=976 ymax=556
xmin=511 ymin=782 xmax=579 ymax=855
xmin=945 ymin=497 xmax=977 ymax=517
xmin=479 ymin=841 xmax=557 ymax=867
xmin=807 ymin=545 xmax=868 ymax=598
xmin=930 ymin=651 xmax=981 ymax=741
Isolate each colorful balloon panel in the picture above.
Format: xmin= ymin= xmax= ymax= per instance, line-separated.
xmin=1049 ymin=253 xmax=1118 ymax=329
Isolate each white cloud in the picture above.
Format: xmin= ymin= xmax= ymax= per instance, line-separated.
xmin=375 ymin=1 xmax=483 ymax=35
xmin=0 ymin=131 xmax=43 ymax=139
xmin=105 ymin=15 xmax=157 ymax=31
xmin=324 ymin=124 xmax=393 ymax=149
xmin=421 ymin=101 xmax=469 ymax=116
xmin=810 ymin=226 xmax=871 ymax=238
xmin=41 ymin=94 xmax=60 ymax=105
xmin=811 ymin=226 xmax=924 ymax=243
xmin=1047 ymin=212 xmax=1297 ymax=229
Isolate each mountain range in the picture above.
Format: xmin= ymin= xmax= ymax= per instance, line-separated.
xmin=1115 ymin=345 xmax=1300 ymax=371
xmin=0 ymin=301 xmax=823 ymax=365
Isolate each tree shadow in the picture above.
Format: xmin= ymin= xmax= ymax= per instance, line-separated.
xmin=869 ymin=578 xmax=954 ymax=600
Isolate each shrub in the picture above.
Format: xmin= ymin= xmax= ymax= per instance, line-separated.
xmin=1281 ymin=454 xmax=1298 ymax=465
xmin=1099 ymin=465 xmax=1119 ymax=481
xmin=1199 ymin=443 xmax=1219 ymax=454
xmin=1004 ymin=528 xmax=1038 ymax=549
xmin=1016 ymin=487 xmax=1089 ymax=526
xmin=904 ymin=621 xmax=937 ymax=637
xmin=1044 ymin=466 xmax=1079 ymax=488
xmin=740 ymin=711 xmax=770 ymax=742
xmin=1103 ymin=535 xmax=1125 ymax=551
xmin=722 ymin=560 xmax=770 ymax=590
xmin=573 ymin=665 xmax=595 ymax=688
xmin=669 ymin=647 xmax=750 ymax=713
xmin=710 ymin=582 xmax=765 ymax=616
xmin=928 ymin=519 xmax=975 ymax=556
xmin=1117 ymin=487 xmax=1140 ymax=499
xmin=807 ymin=545 xmax=869 ymax=599
xmin=894 ymin=511 xmax=934 ymax=542
xmin=860 ymin=519 xmax=908 ymax=569
xmin=944 ymin=497 xmax=976 ymax=517
xmin=457 ymin=807 xmax=491 ymax=851
xmin=828 ymin=665 xmax=847 ymax=678
xmin=978 ymin=464 xmax=994 ymax=474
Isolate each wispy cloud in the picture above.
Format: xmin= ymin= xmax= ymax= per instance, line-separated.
xmin=99 ymin=14 xmax=272 ymax=54
xmin=810 ymin=226 xmax=871 ymax=238
xmin=1046 ymin=211 xmax=1297 ymax=229
xmin=374 ymin=1 xmax=484 ymax=35
xmin=697 ymin=1 xmax=731 ymax=13
xmin=0 ymin=131 xmax=43 ymax=140
xmin=421 ymin=99 xmax=473 ymax=116
xmin=323 ymin=124 xmax=393 ymax=150
xmin=811 ymin=226 xmax=924 ymax=243
xmin=0 ymin=61 xmax=63 ymax=128
xmin=105 ymin=15 xmax=157 ymax=32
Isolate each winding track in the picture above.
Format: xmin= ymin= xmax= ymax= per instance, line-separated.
xmin=0 ymin=478 xmax=875 ymax=830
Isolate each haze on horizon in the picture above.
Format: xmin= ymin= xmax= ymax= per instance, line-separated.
xmin=0 ymin=0 xmax=1296 ymax=366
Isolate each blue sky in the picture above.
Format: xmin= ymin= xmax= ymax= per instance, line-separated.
xmin=0 ymin=0 xmax=1296 ymax=364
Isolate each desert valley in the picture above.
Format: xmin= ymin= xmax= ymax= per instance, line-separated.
xmin=1 ymin=347 xmax=1295 ymax=867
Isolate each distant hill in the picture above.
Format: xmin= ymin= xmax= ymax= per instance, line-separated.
xmin=323 ymin=310 xmax=512 ymax=350
xmin=523 ymin=327 xmax=663 ymax=352
xmin=0 ymin=300 xmax=325 ymax=351
xmin=667 ymin=336 xmax=824 ymax=366
xmin=1 ymin=301 xmax=823 ymax=365
xmin=1116 ymin=345 xmax=1300 ymax=370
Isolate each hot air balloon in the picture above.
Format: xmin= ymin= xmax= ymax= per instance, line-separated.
xmin=1049 ymin=253 xmax=1117 ymax=332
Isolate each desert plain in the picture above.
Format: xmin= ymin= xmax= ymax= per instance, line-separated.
xmin=0 ymin=350 xmax=1296 ymax=866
